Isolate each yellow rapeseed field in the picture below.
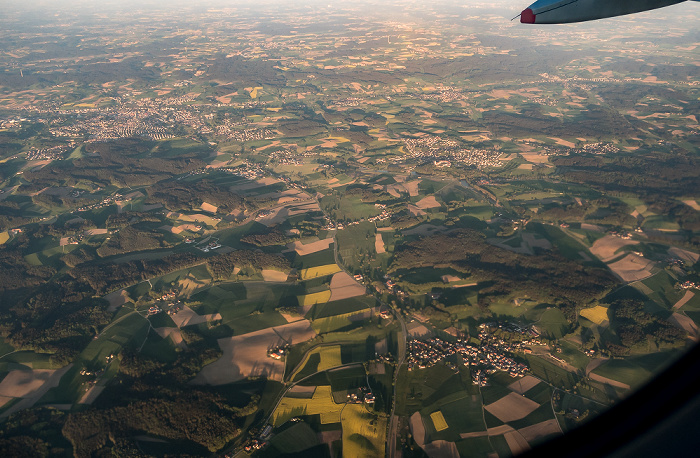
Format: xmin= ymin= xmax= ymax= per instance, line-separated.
xmin=273 ymin=385 xmax=342 ymax=427
xmin=580 ymin=305 xmax=609 ymax=325
xmin=291 ymin=345 xmax=343 ymax=381
xmin=298 ymin=290 xmax=331 ymax=307
xmin=342 ymin=404 xmax=387 ymax=458
xmin=300 ymin=264 xmax=341 ymax=280
xmin=430 ymin=411 xmax=449 ymax=432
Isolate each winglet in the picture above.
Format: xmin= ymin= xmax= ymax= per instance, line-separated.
xmin=520 ymin=8 xmax=537 ymax=23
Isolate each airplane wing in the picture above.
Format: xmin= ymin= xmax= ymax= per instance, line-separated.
xmin=519 ymin=0 xmax=691 ymax=24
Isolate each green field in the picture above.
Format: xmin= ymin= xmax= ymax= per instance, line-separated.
xmin=189 ymin=282 xmax=292 ymax=337
xmin=309 ymin=295 xmax=377 ymax=320
xmin=291 ymin=345 xmax=343 ymax=382
xmin=422 ymin=391 xmax=487 ymax=442
xmin=41 ymin=312 xmax=149 ymax=404
xmin=269 ymin=422 xmax=320 ymax=454
xmin=273 ymin=385 xmax=343 ymax=427
xmin=341 ymin=404 xmax=387 ymax=458
xmin=591 ymin=350 xmax=682 ymax=389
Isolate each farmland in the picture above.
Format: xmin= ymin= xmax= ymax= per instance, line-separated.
xmin=0 ymin=0 xmax=698 ymax=456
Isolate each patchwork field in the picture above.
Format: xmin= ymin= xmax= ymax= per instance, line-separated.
xmin=193 ymin=320 xmax=317 ymax=385
xmin=484 ymin=392 xmax=540 ymax=423
xmin=329 ymin=271 xmax=366 ymax=301
xmin=273 ymin=385 xmax=343 ymax=427
xmin=170 ymin=305 xmax=222 ymax=328
xmin=288 ymin=238 xmax=334 ymax=255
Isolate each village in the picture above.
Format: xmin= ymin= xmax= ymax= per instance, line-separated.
xmin=406 ymin=322 xmax=542 ymax=386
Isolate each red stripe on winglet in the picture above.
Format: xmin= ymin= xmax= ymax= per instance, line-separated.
xmin=520 ymin=8 xmax=536 ymax=23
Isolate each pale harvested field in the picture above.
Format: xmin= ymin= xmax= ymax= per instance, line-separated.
xmin=522 ymin=233 xmax=552 ymax=250
xmin=404 ymin=181 xmax=420 ymax=197
xmin=668 ymin=247 xmax=700 ymax=264
xmin=288 ymin=238 xmax=334 ymax=256
xmin=154 ymin=327 xmax=187 ymax=348
xmin=0 ymin=396 xmax=13 ymax=409
xmin=489 ymin=425 xmax=515 ymax=436
xmin=288 ymin=385 xmax=316 ymax=395
xmin=262 ymin=269 xmax=288 ymax=282
xmin=442 ymin=275 xmax=462 ymax=283
xmin=170 ymin=305 xmax=222 ymax=328
xmin=385 ymin=184 xmax=402 ymax=198
xmin=407 ymin=322 xmax=432 ymax=338
xmin=585 ymin=358 xmax=608 ymax=375
xmin=485 ymin=392 xmax=540 ymax=422
xmin=410 ymin=412 xmax=427 ymax=446
xmin=329 ymin=272 xmax=366 ymax=301
xmin=375 ymin=233 xmax=386 ymax=254
xmin=407 ymin=205 xmax=426 ymax=217
xmin=78 ymin=385 xmax=106 ymax=405
xmin=421 ymin=441 xmax=460 ymax=458
xmin=85 ymin=228 xmax=109 ymax=236
xmin=590 ymin=235 xmax=639 ymax=262
xmin=588 ymin=372 xmax=630 ymax=390
xmin=504 ymin=431 xmax=531 ymax=455
xmin=160 ymin=225 xmax=182 ymax=234
xmin=517 ymin=419 xmax=561 ymax=443
xmin=607 ymin=254 xmax=654 ymax=282
xmin=375 ymin=338 xmax=388 ymax=355
xmin=105 ymin=289 xmax=131 ymax=312
xmin=0 ymin=369 xmax=58 ymax=398
xmin=673 ymin=291 xmax=695 ymax=310
xmin=460 ymin=425 xmax=512 ymax=439
xmin=192 ymin=320 xmax=316 ymax=385
xmin=178 ymin=276 xmax=208 ymax=298
xmin=0 ymin=365 xmax=73 ymax=419
xmin=519 ymin=152 xmax=551 ymax=164
xmin=548 ymin=137 xmax=576 ymax=148
xmin=231 ymin=177 xmax=281 ymax=192
xmin=668 ymin=312 xmax=698 ymax=336
xmin=416 ymin=196 xmax=441 ymax=210
xmin=508 ymin=375 xmax=541 ymax=395
xmin=683 ymin=200 xmax=700 ymax=211
xmin=259 ymin=201 xmax=321 ymax=227
xmin=200 ymin=202 xmax=218 ymax=213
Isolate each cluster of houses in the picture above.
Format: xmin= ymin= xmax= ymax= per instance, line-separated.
xmin=216 ymin=126 xmax=276 ymax=142
xmin=197 ymin=240 xmax=222 ymax=252
xmin=609 ymin=230 xmax=632 ymax=240
xmin=166 ymin=303 xmax=183 ymax=316
xmin=346 ymin=387 xmax=375 ymax=404
xmin=679 ymin=280 xmax=698 ymax=290
xmin=407 ymin=325 xmax=534 ymax=385
xmin=401 ymin=134 xmax=503 ymax=169
xmin=267 ymin=344 xmax=291 ymax=360
xmin=264 ymin=147 xmax=315 ymax=167
xmin=77 ymin=193 xmax=123 ymax=212
xmin=25 ymin=144 xmax=74 ymax=161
